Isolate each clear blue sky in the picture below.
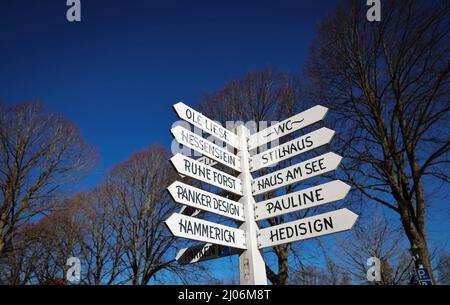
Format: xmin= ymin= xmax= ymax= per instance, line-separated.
xmin=1 ymin=0 xmax=448 ymax=283
xmin=1 ymin=0 xmax=336 ymax=188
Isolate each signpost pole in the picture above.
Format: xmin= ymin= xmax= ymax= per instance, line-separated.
xmin=236 ymin=124 xmax=267 ymax=285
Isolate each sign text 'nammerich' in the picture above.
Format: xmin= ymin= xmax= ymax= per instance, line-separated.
xmin=170 ymin=153 xmax=243 ymax=195
xmin=255 ymin=180 xmax=351 ymax=221
xmin=250 ymin=127 xmax=335 ymax=171
xmin=248 ymin=105 xmax=328 ymax=150
xmin=176 ymin=243 xmax=242 ymax=265
xmin=173 ymin=102 xmax=240 ymax=149
xmin=252 ymin=152 xmax=342 ymax=195
xmin=257 ymin=208 xmax=358 ymax=248
xmin=172 ymin=125 xmax=241 ymax=172
xmin=165 ymin=213 xmax=247 ymax=249
xmin=168 ymin=181 xmax=245 ymax=221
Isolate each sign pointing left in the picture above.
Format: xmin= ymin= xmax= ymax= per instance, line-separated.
xmin=173 ymin=102 xmax=240 ymax=149
xmin=165 ymin=213 xmax=247 ymax=249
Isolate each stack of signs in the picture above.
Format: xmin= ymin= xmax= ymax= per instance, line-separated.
xmin=166 ymin=103 xmax=247 ymax=264
xmin=165 ymin=101 xmax=358 ymax=270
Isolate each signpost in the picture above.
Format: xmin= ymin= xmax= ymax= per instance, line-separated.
xmin=415 ymin=267 xmax=433 ymax=285
xmin=176 ymin=243 xmax=242 ymax=265
xmin=257 ymin=208 xmax=358 ymax=248
xmin=255 ymin=180 xmax=351 ymax=221
xmin=252 ymin=152 xmax=343 ymax=196
xmin=165 ymin=213 xmax=247 ymax=249
xmin=250 ymin=127 xmax=335 ymax=171
xmin=165 ymin=101 xmax=358 ymax=285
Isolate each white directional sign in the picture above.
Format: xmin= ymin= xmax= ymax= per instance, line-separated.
xmin=255 ymin=180 xmax=351 ymax=221
xmin=197 ymin=156 xmax=218 ymax=167
xmin=248 ymin=105 xmax=328 ymax=150
xmin=168 ymin=181 xmax=245 ymax=221
xmin=252 ymin=152 xmax=342 ymax=196
xmin=171 ymin=125 xmax=241 ymax=172
xmin=165 ymin=213 xmax=247 ymax=249
xmin=257 ymin=208 xmax=358 ymax=248
xmin=250 ymin=127 xmax=335 ymax=171
xmin=176 ymin=243 xmax=242 ymax=265
xmin=173 ymin=102 xmax=240 ymax=149
xmin=170 ymin=153 xmax=243 ymax=196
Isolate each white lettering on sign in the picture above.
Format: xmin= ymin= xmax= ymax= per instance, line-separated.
xmin=255 ymin=180 xmax=351 ymax=221
xmin=257 ymin=208 xmax=358 ymax=248
xmin=170 ymin=154 xmax=243 ymax=195
xmin=168 ymin=181 xmax=245 ymax=221
xmin=250 ymin=127 xmax=335 ymax=171
xmin=171 ymin=126 xmax=241 ymax=171
xmin=252 ymin=152 xmax=342 ymax=196
xmin=165 ymin=213 xmax=246 ymax=249
xmin=173 ymin=102 xmax=240 ymax=149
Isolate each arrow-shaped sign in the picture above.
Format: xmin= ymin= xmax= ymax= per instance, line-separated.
xmin=176 ymin=243 xmax=242 ymax=265
xmin=255 ymin=180 xmax=351 ymax=221
xmin=252 ymin=152 xmax=342 ymax=196
xmin=168 ymin=181 xmax=245 ymax=221
xmin=173 ymin=102 xmax=240 ymax=149
xmin=171 ymin=126 xmax=241 ymax=172
xmin=165 ymin=213 xmax=247 ymax=249
xmin=170 ymin=153 xmax=243 ymax=196
xmin=257 ymin=208 xmax=358 ymax=248
xmin=248 ymin=105 xmax=328 ymax=150
xmin=250 ymin=127 xmax=335 ymax=171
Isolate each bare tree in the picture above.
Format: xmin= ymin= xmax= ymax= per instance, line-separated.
xmin=105 ymin=145 xmax=201 ymax=285
xmin=70 ymin=189 xmax=125 ymax=285
xmin=331 ymin=209 xmax=414 ymax=285
xmin=0 ymin=102 xmax=97 ymax=257
xmin=306 ymin=0 xmax=449 ymax=283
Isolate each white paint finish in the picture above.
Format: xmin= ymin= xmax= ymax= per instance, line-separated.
xmin=173 ymin=102 xmax=240 ymax=149
xmin=258 ymin=208 xmax=358 ymax=248
xmin=170 ymin=153 xmax=243 ymax=196
xmin=248 ymin=105 xmax=329 ymax=150
xmin=255 ymin=180 xmax=351 ymax=221
xmin=165 ymin=213 xmax=247 ymax=249
xmin=252 ymin=152 xmax=342 ymax=196
xmin=250 ymin=127 xmax=335 ymax=171
xmin=171 ymin=125 xmax=241 ymax=172
xmin=168 ymin=181 xmax=245 ymax=221
xmin=176 ymin=243 xmax=242 ymax=265
xmin=236 ymin=125 xmax=268 ymax=285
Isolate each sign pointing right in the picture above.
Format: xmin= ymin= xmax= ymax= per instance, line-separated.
xmin=257 ymin=208 xmax=358 ymax=249
xmin=252 ymin=152 xmax=342 ymax=196
xmin=255 ymin=180 xmax=351 ymax=221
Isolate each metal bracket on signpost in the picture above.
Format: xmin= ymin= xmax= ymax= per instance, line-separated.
xmin=236 ymin=124 xmax=268 ymax=285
